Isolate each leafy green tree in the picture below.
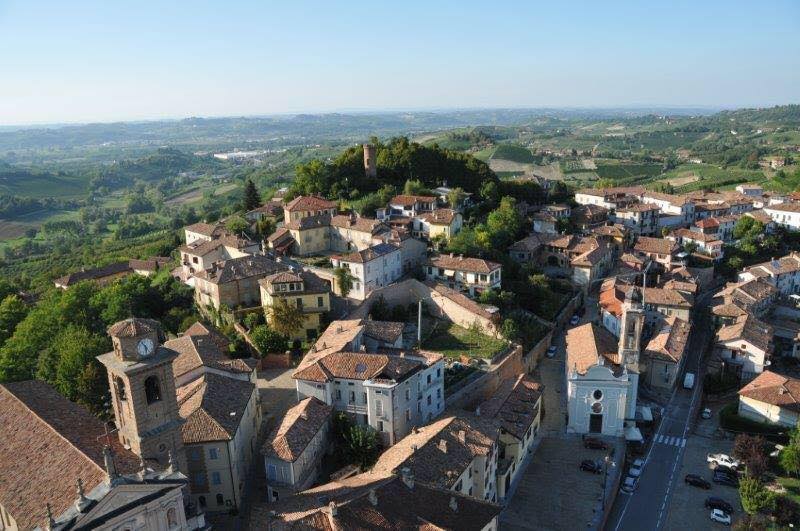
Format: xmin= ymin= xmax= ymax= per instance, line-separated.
xmin=782 ymin=444 xmax=800 ymax=476
xmin=403 ymin=179 xmax=431 ymax=196
xmin=0 ymin=295 xmax=28 ymax=345
xmin=733 ymin=217 xmax=764 ymax=241
xmin=225 ymin=215 xmax=249 ymax=235
xmin=738 ymin=477 xmax=776 ymax=515
xmin=334 ymin=266 xmax=355 ymax=298
xmin=90 ymin=275 xmax=154 ymax=326
xmin=242 ymin=178 xmax=261 ymax=211
xmin=267 ymin=299 xmax=306 ymax=338
xmin=480 ymin=180 xmax=499 ymax=205
xmin=51 ymin=326 xmax=109 ymax=411
xmin=249 ymin=324 xmax=288 ymax=355
xmin=595 ymin=178 xmax=616 ymax=189
xmin=447 ymin=187 xmax=466 ymax=209
xmin=344 ymin=424 xmax=381 ymax=470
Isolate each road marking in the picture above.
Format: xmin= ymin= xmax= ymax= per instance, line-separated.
xmin=681 ymin=438 xmax=687 ymax=448
xmin=656 ymin=434 xmax=663 ymax=443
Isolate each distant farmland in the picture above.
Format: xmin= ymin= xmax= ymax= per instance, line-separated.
xmin=492 ymin=143 xmax=535 ymax=164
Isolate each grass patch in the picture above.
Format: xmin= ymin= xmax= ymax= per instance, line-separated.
xmin=719 ymin=402 xmax=789 ymax=442
xmin=777 ymin=477 xmax=800 ymax=506
xmin=595 ymin=163 xmax=663 ymax=180
xmin=422 ymin=320 xmax=508 ymax=360
xmin=492 ymin=143 xmax=535 ymax=164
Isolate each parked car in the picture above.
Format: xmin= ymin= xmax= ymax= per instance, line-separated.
xmin=628 ymin=458 xmax=645 ymax=478
xmin=707 ymin=453 xmax=740 ymax=470
xmin=570 ymin=315 xmax=580 ymax=325
xmin=713 ymin=472 xmax=739 ymax=488
xmin=580 ymin=459 xmax=602 ymax=474
xmin=546 ymin=346 xmax=557 ymax=358
xmin=701 ymin=408 xmax=712 ymax=419
xmin=683 ymin=372 xmax=695 ymax=389
xmin=620 ymin=476 xmax=638 ymax=493
xmin=710 ymin=509 xmax=731 ymax=525
xmin=583 ymin=436 xmax=608 ymax=450
xmin=713 ymin=464 xmax=738 ymax=477
xmin=685 ymin=474 xmax=711 ymax=489
xmin=705 ymin=497 xmax=734 ymax=514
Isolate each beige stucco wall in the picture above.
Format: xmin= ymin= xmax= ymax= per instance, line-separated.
xmin=738 ymin=395 xmax=800 ymax=427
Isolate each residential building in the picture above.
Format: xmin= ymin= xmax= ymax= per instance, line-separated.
xmin=668 ymin=228 xmax=724 ymax=261
xmin=570 ymin=238 xmax=613 ymax=287
xmin=642 ymin=316 xmax=691 ymax=390
xmin=381 ymin=194 xmax=437 ymax=219
xmin=425 ymin=254 xmax=502 ymax=296
xmin=167 ymin=334 xmax=257 ymax=387
xmin=574 ymin=186 xmax=644 ymax=210
xmin=715 ymin=313 xmax=773 ymax=381
xmin=179 ymin=234 xmax=260 ymax=284
xmin=330 ymin=242 xmax=402 ymax=300
xmin=262 ymin=397 xmax=333 ymax=501
xmin=193 ymin=254 xmax=285 ymax=310
xmin=283 ymin=195 xmax=338 ymax=223
xmin=260 ymin=270 xmax=331 ymax=341
xmin=738 ymin=253 xmax=800 ymax=296
xmin=184 ymin=221 xmax=230 ymax=246
xmin=737 ymin=371 xmax=800 ymax=427
xmin=642 ymin=287 xmax=693 ymax=325
xmin=532 ymin=210 xmax=558 ymax=234
xmin=736 ymin=184 xmax=765 ymax=197
xmin=571 ymin=204 xmax=609 ymax=230
xmin=54 ymin=257 xmax=172 ymax=289
xmin=640 ymin=191 xmax=695 ymax=225
xmin=508 ymin=233 xmax=550 ymax=263
xmin=371 ymin=415 xmax=500 ymax=503
xmin=179 ymin=372 xmax=261 ymax=513
xmin=245 ymin=200 xmax=284 ymax=223
xmin=477 ymin=375 xmax=543 ymax=502
xmin=632 ymin=236 xmax=681 ymax=269
xmin=598 ymin=277 xmax=627 ymax=337
xmin=764 ymin=202 xmax=800 ymax=230
xmin=745 ymin=210 xmax=777 ymax=233
xmin=416 ymin=208 xmax=463 ymax=240
xmin=293 ymin=326 xmax=445 ymax=446
xmin=613 ymin=203 xmax=660 ymax=236
xmin=385 ymin=228 xmax=428 ymax=273
xmin=590 ymin=224 xmax=630 ymax=256
xmin=329 ymin=214 xmax=391 ymax=253
xmin=259 ymin=472 xmax=501 ymax=531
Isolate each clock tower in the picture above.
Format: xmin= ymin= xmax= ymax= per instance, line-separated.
xmin=97 ymin=317 xmax=187 ymax=473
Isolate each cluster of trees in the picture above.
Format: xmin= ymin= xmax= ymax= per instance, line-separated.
xmin=447 ymin=196 xmax=525 ymax=259
xmin=0 ymin=273 xmax=197 ymax=414
xmin=89 ymin=148 xmax=221 ymax=191
xmin=290 ymin=136 xmax=497 ymax=200
xmin=720 ymin=217 xmax=781 ymax=278
xmin=0 ymin=194 xmax=82 ymax=219
xmin=728 ymin=430 xmax=800 ymax=527
xmin=332 ymin=411 xmax=382 ymax=470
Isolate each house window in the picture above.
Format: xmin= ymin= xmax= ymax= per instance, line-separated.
xmin=437 ymin=389 xmax=441 ymax=398
xmin=376 ymin=399 xmax=383 ymax=416
xmin=377 ymin=420 xmax=384 ymax=432
xmin=212 ymin=471 xmax=222 ymax=485
xmin=194 ymin=472 xmax=207 ymax=488
xmin=167 ymin=507 xmax=178 ymax=528
xmin=362 ymin=392 xmax=367 ymax=403
xmin=209 ymin=448 xmax=219 ymax=460
xmin=427 ymin=374 xmax=431 ymax=384
xmin=216 ymin=493 xmax=224 ymax=506
xmin=405 ymin=409 xmax=411 ymax=421
xmin=144 ymin=376 xmax=161 ymax=404
xmin=405 ymin=389 xmax=410 ymax=400
xmin=318 ymin=296 xmax=324 ymax=307
xmin=336 ymin=389 xmax=341 ymax=400
xmin=296 ymin=298 xmax=303 ymax=309
xmin=427 ymin=395 xmax=432 ymax=405
xmin=349 ymin=391 xmax=355 ymax=403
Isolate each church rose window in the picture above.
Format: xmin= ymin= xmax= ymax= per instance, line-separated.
xmin=593 ymin=389 xmax=603 ymax=401
xmin=591 ymin=402 xmax=603 ymax=414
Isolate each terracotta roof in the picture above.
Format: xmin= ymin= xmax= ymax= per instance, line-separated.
xmin=293 ymin=352 xmax=423 ymax=383
xmin=363 ymin=321 xmax=405 ymax=344
xmin=107 ymin=317 xmax=162 ymax=338
xmin=571 ymin=240 xmax=610 ymax=267
xmin=330 ymin=214 xmax=388 ymax=234
xmin=645 ymin=316 xmax=691 ymax=363
xmin=267 ymin=227 xmax=293 ymax=244
xmin=643 ymin=191 xmax=691 ymax=206
xmin=178 ymin=372 xmax=255 ymax=444
xmin=599 ymin=278 xmax=626 ymax=317
xmin=633 ymin=236 xmax=678 ymax=256
xmin=672 ymin=228 xmax=723 ymax=244
xmin=695 ymin=218 xmax=720 ymax=229
xmin=371 ymin=416 xmax=498 ymax=490
xmin=260 ymin=270 xmax=331 ymax=295
xmin=263 ymin=397 xmax=333 ymax=462
xmin=335 ymin=243 xmax=399 ymax=264
xmin=284 ymin=195 xmax=337 ymax=213
xmin=195 ymin=254 xmax=285 ymax=284
xmin=419 ymin=208 xmax=459 ymax=225
xmin=389 ymin=195 xmax=437 ymax=207
xmin=712 ymin=303 xmax=748 ymax=319
xmin=427 ymin=281 xmax=497 ymax=320
xmin=166 ymin=335 xmax=255 ymax=379
xmin=248 ymin=200 xmax=284 ymax=216
xmin=746 ymin=210 xmax=773 ymax=224
xmin=618 ymin=202 xmax=660 ymax=213
xmin=566 ymin=323 xmax=620 ymax=376
xmin=643 ymin=287 xmax=693 ymax=307
xmin=662 ymin=279 xmax=698 ymax=295
xmin=128 ymin=256 xmax=172 ymax=272
xmin=745 ymin=253 xmax=800 ymax=276
xmin=302 ymin=320 xmax=365 ymax=367
xmin=0 ymin=381 xmax=139 ymax=529
xmin=591 ymin=224 xmax=627 ymax=238
xmin=428 ymin=255 xmax=501 ymax=274
xmin=184 ymin=221 xmax=228 ymax=238
xmin=478 ymin=374 xmax=543 ymax=440
xmin=765 ymin=202 xmax=800 ymax=213
xmin=509 ymin=234 xmax=549 ymax=253
xmin=183 ymin=321 xmax=231 ymax=351
xmin=178 ymin=234 xmax=256 ymax=256
xmin=284 ymin=213 xmax=332 ymax=231
xmin=572 ymin=204 xmax=609 ymax=222
xmin=716 ymin=314 xmax=773 ymax=352
xmin=738 ymin=370 xmax=800 ymax=412
xmin=54 ymin=261 xmax=132 ymax=287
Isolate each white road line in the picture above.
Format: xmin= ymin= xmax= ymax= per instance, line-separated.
xmin=656 ymin=434 xmax=663 ymax=444
xmin=681 ymin=438 xmax=687 ymax=448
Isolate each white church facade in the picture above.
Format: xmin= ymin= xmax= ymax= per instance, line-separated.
xmin=566 ymin=287 xmax=644 ymax=436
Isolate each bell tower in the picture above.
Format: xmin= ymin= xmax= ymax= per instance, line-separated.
xmin=97 ymin=317 xmax=186 ymax=473
xmin=618 ymin=286 xmax=645 ymax=419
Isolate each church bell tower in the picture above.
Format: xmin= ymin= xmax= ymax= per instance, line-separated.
xmin=618 ymin=286 xmax=645 ymax=419
xmin=97 ymin=317 xmax=186 ymax=473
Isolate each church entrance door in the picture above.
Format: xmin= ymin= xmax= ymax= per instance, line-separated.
xmin=589 ymin=413 xmax=603 ymax=433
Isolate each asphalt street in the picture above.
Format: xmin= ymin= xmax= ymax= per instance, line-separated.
xmin=606 ymin=290 xmax=715 ymax=531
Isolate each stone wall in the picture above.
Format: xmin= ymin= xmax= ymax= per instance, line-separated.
xmin=446 ymin=344 xmax=527 ymax=411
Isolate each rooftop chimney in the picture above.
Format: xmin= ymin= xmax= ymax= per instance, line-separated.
xmin=457 ymin=430 xmax=466 ymax=444
xmin=449 ymin=496 xmax=458 ymax=512
xmin=475 ymin=406 xmax=481 ymax=417
xmin=368 ymin=489 xmax=378 ymax=506
xmin=400 ymin=467 xmax=415 ymax=489
xmin=328 ymin=501 xmax=338 ymax=517
xmin=438 ymin=439 xmax=448 ymax=453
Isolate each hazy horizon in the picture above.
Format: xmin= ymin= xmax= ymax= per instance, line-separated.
xmin=1 ymin=0 xmax=798 ymax=126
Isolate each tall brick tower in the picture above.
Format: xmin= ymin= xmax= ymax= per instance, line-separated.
xmin=363 ymin=143 xmax=377 ymax=179
xmin=97 ymin=317 xmax=187 ymax=473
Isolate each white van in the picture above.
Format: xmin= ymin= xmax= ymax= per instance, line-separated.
xmin=683 ymin=372 xmax=695 ymax=389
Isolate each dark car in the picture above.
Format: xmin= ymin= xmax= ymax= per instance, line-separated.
xmin=580 ymin=459 xmax=602 ymax=474
xmin=714 ymin=464 xmax=738 ymax=476
xmin=705 ymin=497 xmax=735 ymax=514
xmin=713 ymin=472 xmax=739 ymax=488
xmin=583 ymin=436 xmax=609 ymax=450
xmin=685 ymin=474 xmax=711 ymax=489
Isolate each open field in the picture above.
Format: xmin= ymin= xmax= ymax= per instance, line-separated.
xmin=489 ymin=158 xmax=533 ymax=173
xmin=659 ymin=172 xmax=701 ymax=187
xmin=421 ymin=320 xmax=507 ymax=360
xmin=0 ymin=221 xmax=34 ymax=239
xmin=0 ymin=170 xmax=89 ymax=199
xmin=165 ymin=182 xmax=238 ymax=206
xmin=492 ymin=143 xmax=535 ymax=163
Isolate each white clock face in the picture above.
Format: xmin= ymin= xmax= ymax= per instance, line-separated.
xmin=137 ymin=338 xmax=154 ymax=357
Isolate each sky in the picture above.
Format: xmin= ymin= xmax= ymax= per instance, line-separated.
xmin=0 ymin=0 xmax=798 ymax=125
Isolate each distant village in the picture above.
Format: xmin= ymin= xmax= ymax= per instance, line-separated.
xmin=5 ymin=143 xmax=800 ymax=530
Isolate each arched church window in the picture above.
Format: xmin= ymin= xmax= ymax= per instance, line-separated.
xmin=145 ymin=376 xmax=162 ymax=404
xmin=115 ymin=377 xmax=127 ymax=401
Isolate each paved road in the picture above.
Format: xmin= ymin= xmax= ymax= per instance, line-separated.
xmin=606 ymin=290 xmax=715 ymax=531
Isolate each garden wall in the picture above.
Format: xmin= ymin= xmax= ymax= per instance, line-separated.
xmin=446 ymin=344 xmax=527 ymax=410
